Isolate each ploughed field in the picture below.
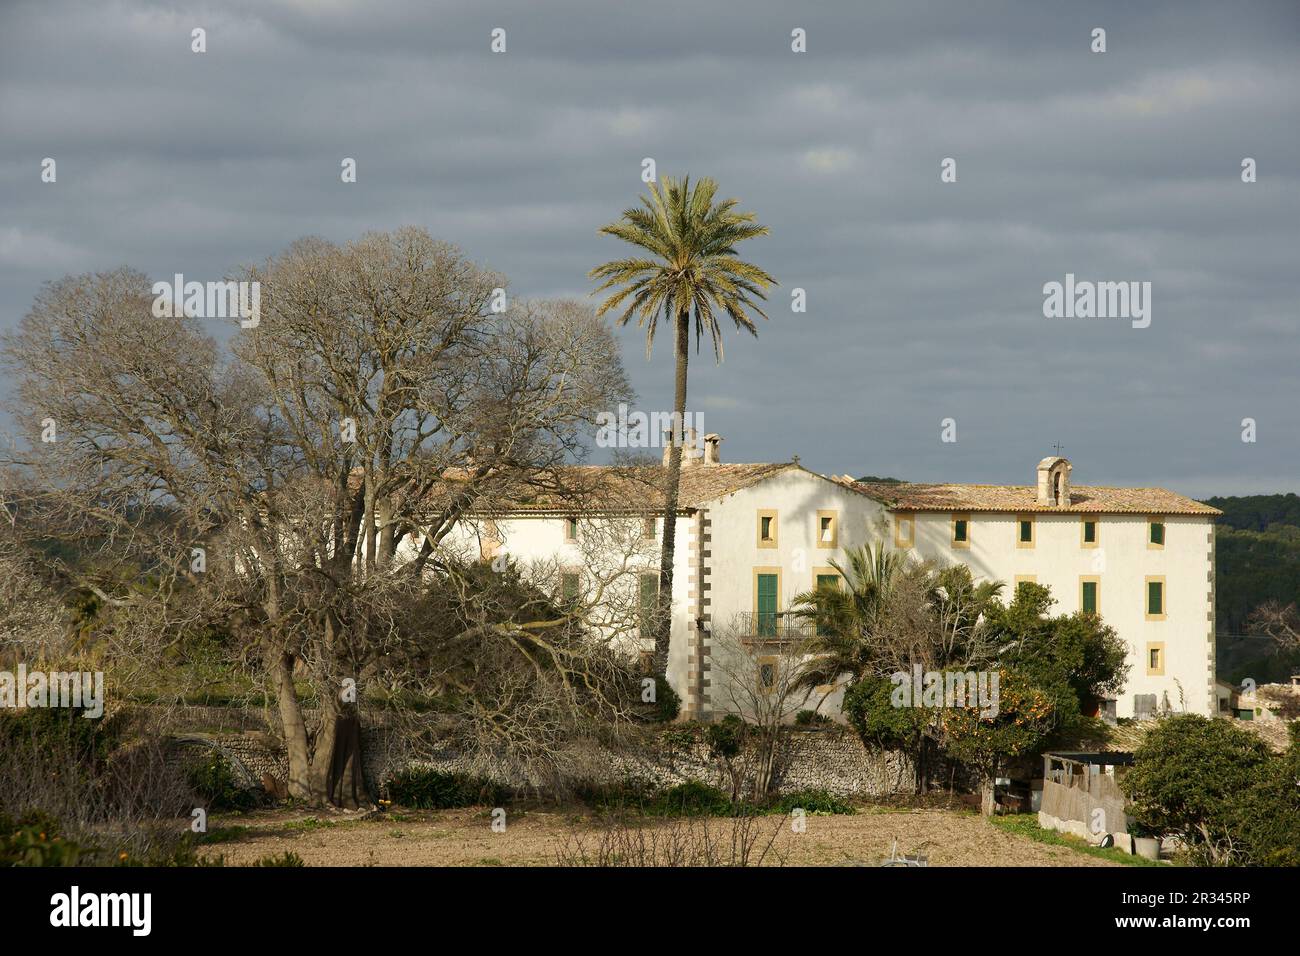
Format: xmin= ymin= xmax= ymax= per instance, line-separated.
xmin=201 ymin=806 xmax=1119 ymax=867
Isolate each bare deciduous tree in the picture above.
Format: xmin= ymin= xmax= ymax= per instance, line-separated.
xmin=1 ymin=228 xmax=633 ymax=806
xmin=709 ymin=618 xmax=816 ymax=798
xmin=1249 ymin=601 xmax=1300 ymax=655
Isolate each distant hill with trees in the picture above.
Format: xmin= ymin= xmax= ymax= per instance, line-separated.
xmin=1204 ymin=494 xmax=1300 ymax=685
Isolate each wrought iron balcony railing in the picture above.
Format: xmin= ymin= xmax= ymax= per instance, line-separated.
xmin=731 ymin=611 xmax=815 ymax=642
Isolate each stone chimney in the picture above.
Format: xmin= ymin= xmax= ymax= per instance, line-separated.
xmin=1036 ymin=456 xmax=1072 ymax=506
xmin=702 ymin=433 xmax=722 ymax=465
xmin=682 ymin=427 xmax=700 ymax=468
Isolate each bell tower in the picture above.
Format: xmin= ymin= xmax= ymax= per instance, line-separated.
xmin=1036 ymin=455 xmax=1072 ymax=507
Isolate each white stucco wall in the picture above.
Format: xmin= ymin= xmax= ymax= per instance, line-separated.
xmin=902 ymin=511 xmax=1215 ymax=718
xmin=411 ymin=465 xmax=1215 ymax=722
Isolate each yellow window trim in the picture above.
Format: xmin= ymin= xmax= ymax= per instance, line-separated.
xmin=816 ymin=510 xmax=839 ymax=550
xmin=812 ymin=566 xmax=842 ymax=590
xmin=757 ymin=509 xmax=779 ymax=549
xmin=893 ymin=514 xmax=914 ymax=549
xmin=753 ymin=566 xmax=782 ymax=619
xmin=1016 ymin=514 xmax=1036 ymax=549
xmin=1145 ymin=575 xmax=1167 ymax=621
xmin=1079 ymin=575 xmax=1100 ymax=614
xmin=480 ymin=519 xmax=502 ymax=560
xmin=1080 ymin=515 xmax=1099 ymax=549
xmin=951 ymin=513 xmax=971 ymax=549
xmin=1146 ymin=641 xmax=1166 ymax=676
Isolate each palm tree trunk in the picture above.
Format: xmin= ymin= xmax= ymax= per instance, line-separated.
xmin=654 ymin=308 xmax=690 ymax=681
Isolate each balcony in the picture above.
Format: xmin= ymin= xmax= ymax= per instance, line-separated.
xmin=731 ymin=611 xmax=815 ymax=644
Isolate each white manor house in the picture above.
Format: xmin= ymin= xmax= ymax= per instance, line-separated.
xmin=434 ymin=434 xmax=1220 ymax=722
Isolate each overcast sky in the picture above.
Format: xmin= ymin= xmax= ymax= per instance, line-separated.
xmin=2 ymin=0 xmax=1297 ymax=497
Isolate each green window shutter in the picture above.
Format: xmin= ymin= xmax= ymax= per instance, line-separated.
xmin=1148 ymin=581 xmax=1163 ymax=615
xmin=1084 ymin=521 xmax=1096 ymax=543
xmin=1082 ymin=581 xmax=1097 ymax=614
xmin=1020 ymin=520 xmax=1032 ymax=542
xmin=760 ymin=516 xmax=772 ymax=540
xmin=757 ymin=574 xmax=778 ymax=636
xmin=639 ymin=573 xmax=659 ymax=634
xmin=814 ymin=575 xmax=838 ymax=637
xmin=954 ymin=519 xmax=968 ymax=542
xmin=562 ymin=572 xmax=579 ymax=604
xmin=1150 ymin=522 xmax=1164 ymax=545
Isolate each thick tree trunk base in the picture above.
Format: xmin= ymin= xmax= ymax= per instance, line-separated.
xmin=326 ymin=714 xmax=370 ymax=809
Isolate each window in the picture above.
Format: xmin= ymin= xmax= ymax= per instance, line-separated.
xmin=757 ymin=509 xmax=778 ymax=549
xmin=565 ymin=516 xmax=579 ymax=542
xmin=1081 ymin=517 xmax=1098 ymax=548
xmin=480 ymin=519 xmax=502 ymax=560
xmin=560 ymin=571 xmax=580 ymax=606
xmin=951 ymin=514 xmax=970 ymax=549
xmin=758 ymin=657 xmax=777 ymax=694
xmin=894 ymin=514 xmax=914 ymax=549
xmin=755 ymin=569 xmax=780 ymax=637
xmin=816 ymin=510 xmax=838 ymax=549
xmin=1148 ymin=518 xmax=1165 ymax=549
xmin=1016 ymin=515 xmax=1035 ymax=548
xmin=1080 ymin=577 xmax=1099 ymax=615
xmin=814 ymin=570 xmax=841 ymax=637
xmin=1014 ymin=575 xmax=1037 ymax=597
xmin=638 ymin=572 xmax=660 ymax=637
xmin=642 ymin=516 xmax=657 ymax=540
xmin=1146 ymin=642 xmax=1165 ymax=676
xmin=1145 ymin=577 xmax=1166 ymax=620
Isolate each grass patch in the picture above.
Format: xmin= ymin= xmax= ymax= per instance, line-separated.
xmin=195 ymin=825 xmax=250 ymax=845
xmin=278 ymin=816 xmax=346 ymax=833
xmin=989 ymin=814 xmax=1164 ymax=867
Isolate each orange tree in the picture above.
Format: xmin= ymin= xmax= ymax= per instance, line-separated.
xmin=940 ymin=669 xmax=1055 ymax=816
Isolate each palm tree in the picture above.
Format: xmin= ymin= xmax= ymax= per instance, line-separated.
xmin=788 ymin=543 xmax=911 ymax=698
xmin=590 ymin=176 xmax=775 ymax=681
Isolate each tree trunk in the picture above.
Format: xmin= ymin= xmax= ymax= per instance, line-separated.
xmin=980 ymin=776 xmax=997 ymax=816
xmin=269 ymin=649 xmax=314 ymax=801
xmin=268 ymin=641 xmax=372 ymax=808
xmin=654 ymin=308 xmax=690 ymax=680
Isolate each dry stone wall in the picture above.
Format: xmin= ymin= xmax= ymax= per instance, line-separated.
xmin=158 ymin=706 xmax=939 ymax=799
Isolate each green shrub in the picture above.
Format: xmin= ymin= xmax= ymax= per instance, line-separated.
xmin=705 ymin=715 xmax=745 ymax=759
xmin=186 ymin=749 xmax=258 ymax=812
xmin=648 ymin=675 xmax=681 ymax=723
xmin=0 ymin=811 xmax=86 ymax=866
xmin=574 ymin=779 xmax=658 ymax=813
xmin=771 ymin=789 xmax=855 ymax=815
xmin=794 ymin=710 xmax=832 ymax=727
xmin=645 ymin=781 xmax=734 ymax=817
xmin=1121 ymin=714 xmax=1300 ymax=866
xmin=250 ymin=851 xmax=304 ymax=867
xmin=385 ymin=767 xmax=506 ymax=809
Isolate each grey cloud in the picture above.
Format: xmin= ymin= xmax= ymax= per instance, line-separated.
xmin=1 ymin=0 xmax=1296 ymax=495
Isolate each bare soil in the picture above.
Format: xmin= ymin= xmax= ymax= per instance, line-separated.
xmin=203 ymin=806 xmax=1119 ymax=867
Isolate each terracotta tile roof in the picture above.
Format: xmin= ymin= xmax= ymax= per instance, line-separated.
xmin=843 ymin=480 xmax=1219 ymax=516
xmin=447 ymin=461 xmax=802 ymax=514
